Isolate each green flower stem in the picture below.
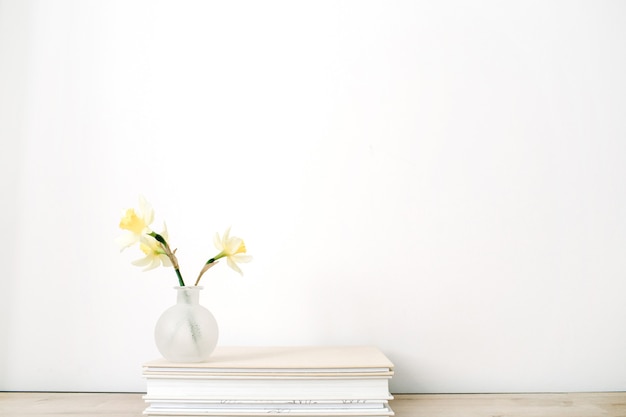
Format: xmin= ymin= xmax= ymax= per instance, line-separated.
xmin=150 ymin=231 xmax=186 ymax=286
xmin=175 ymin=268 xmax=185 ymax=287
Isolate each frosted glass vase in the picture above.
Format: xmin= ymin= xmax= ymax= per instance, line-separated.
xmin=154 ymin=286 xmax=218 ymax=362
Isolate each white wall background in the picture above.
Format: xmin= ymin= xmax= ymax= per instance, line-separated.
xmin=1 ymin=0 xmax=625 ymax=393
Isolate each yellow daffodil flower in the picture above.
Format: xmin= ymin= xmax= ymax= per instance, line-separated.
xmin=132 ymin=224 xmax=173 ymax=271
xmin=116 ymin=195 xmax=155 ymax=251
xmin=212 ymin=227 xmax=252 ymax=275
xmin=118 ymin=197 xmax=253 ymax=287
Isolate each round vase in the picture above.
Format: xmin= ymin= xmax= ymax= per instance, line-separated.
xmin=154 ymin=286 xmax=218 ymax=362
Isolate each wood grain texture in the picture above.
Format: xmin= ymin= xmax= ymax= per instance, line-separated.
xmin=1 ymin=392 xmax=625 ymax=417
xmin=391 ymin=393 xmax=626 ymax=417
xmin=0 ymin=392 xmax=145 ymax=417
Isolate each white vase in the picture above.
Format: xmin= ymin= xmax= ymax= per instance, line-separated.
xmin=154 ymin=286 xmax=218 ymax=362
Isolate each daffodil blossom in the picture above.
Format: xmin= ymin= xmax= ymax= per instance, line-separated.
xmin=194 ymin=228 xmax=252 ymax=285
xmin=132 ymin=225 xmax=174 ymax=272
xmin=118 ymin=197 xmax=252 ymax=287
xmin=115 ymin=196 xmax=154 ymax=251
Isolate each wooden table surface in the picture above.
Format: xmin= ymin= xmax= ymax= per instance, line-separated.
xmin=1 ymin=392 xmax=625 ymax=416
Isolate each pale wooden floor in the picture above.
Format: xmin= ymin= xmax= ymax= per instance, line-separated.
xmin=1 ymin=392 xmax=625 ymax=417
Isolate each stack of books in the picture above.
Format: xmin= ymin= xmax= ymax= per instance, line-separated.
xmin=142 ymin=346 xmax=395 ymax=416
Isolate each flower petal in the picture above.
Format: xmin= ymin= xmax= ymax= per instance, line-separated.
xmin=225 ymin=237 xmax=243 ymax=255
xmin=160 ymin=222 xmax=169 ymax=241
xmin=213 ymin=231 xmax=223 ymax=251
xmin=226 ymin=257 xmax=243 ymax=275
xmin=234 ymin=254 xmax=253 ymax=263
xmin=160 ymin=254 xmax=172 ymax=267
xmin=138 ymin=195 xmax=154 ymax=226
xmin=142 ymin=257 xmax=161 ymax=271
xmin=115 ymin=232 xmax=140 ymax=251
xmin=132 ymin=256 xmax=152 ymax=267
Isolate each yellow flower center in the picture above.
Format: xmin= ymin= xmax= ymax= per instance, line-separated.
xmin=139 ymin=240 xmax=165 ymax=256
xmin=119 ymin=209 xmax=146 ymax=234
xmin=139 ymin=243 xmax=165 ymax=256
xmin=214 ymin=239 xmax=247 ymax=261
xmin=139 ymin=242 xmax=152 ymax=255
xmin=235 ymin=240 xmax=247 ymax=255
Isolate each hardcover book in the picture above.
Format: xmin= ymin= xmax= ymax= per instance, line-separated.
xmin=142 ymin=346 xmax=395 ymax=417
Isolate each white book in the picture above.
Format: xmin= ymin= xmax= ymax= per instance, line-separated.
xmin=142 ymin=406 xmax=394 ymax=416
xmin=144 ymin=398 xmax=389 ymax=410
xmin=145 ymin=377 xmax=392 ymax=400
xmin=144 ymin=371 xmax=394 ymax=378
xmin=142 ymin=346 xmax=395 ymax=415
xmin=143 ymin=346 xmax=394 ymax=375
